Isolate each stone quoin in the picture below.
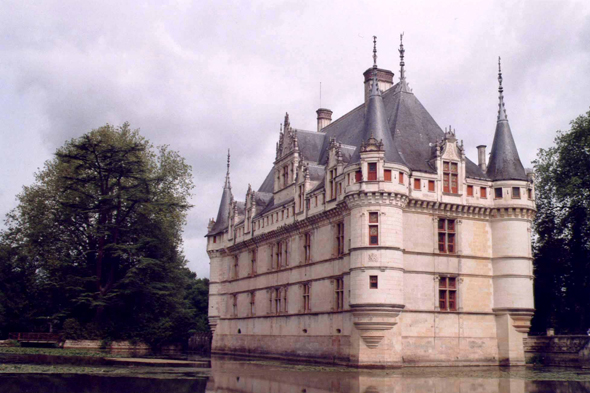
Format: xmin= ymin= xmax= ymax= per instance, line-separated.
xmin=206 ymin=36 xmax=535 ymax=367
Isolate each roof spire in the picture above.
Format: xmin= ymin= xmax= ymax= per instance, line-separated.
xmin=399 ymin=32 xmax=405 ymax=81
xmin=372 ymin=35 xmax=378 ymax=68
xmin=224 ymin=149 xmax=231 ymax=189
xmin=497 ymin=56 xmax=507 ymax=121
xmin=486 ymin=57 xmax=527 ymax=181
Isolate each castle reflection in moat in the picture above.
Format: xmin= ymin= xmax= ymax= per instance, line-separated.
xmin=206 ymin=357 xmax=590 ymax=393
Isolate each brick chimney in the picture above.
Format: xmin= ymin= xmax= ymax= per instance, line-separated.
xmin=316 ymin=108 xmax=333 ymax=132
xmin=363 ymin=68 xmax=394 ymax=103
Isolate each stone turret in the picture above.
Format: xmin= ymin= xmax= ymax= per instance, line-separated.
xmin=346 ymin=45 xmax=408 ymax=367
xmin=488 ymin=58 xmax=535 ymax=365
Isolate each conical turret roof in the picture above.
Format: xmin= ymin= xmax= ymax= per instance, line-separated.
xmin=350 ymin=67 xmax=406 ymax=165
xmin=209 ymin=150 xmax=233 ymax=235
xmin=486 ymin=58 xmax=527 ymax=181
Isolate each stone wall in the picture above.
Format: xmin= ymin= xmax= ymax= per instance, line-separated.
xmin=524 ymin=336 xmax=590 ymax=368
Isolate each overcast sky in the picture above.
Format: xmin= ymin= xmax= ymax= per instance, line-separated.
xmin=1 ymin=0 xmax=589 ymax=278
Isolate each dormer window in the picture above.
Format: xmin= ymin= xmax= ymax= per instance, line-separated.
xmin=443 ymin=161 xmax=458 ymax=194
xmin=368 ymin=163 xmax=377 ymax=181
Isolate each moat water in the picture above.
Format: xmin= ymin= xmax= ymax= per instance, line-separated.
xmin=1 ymin=357 xmax=590 ymax=392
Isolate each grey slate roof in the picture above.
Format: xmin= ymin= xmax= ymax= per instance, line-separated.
xmin=486 ymin=65 xmax=527 ymax=181
xmin=208 ymin=176 xmax=232 ymax=236
xmin=350 ymin=70 xmax=406 ymax=165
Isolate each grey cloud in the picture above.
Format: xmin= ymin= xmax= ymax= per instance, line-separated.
xmin=2 ymin=0 xmax=590 ymax=278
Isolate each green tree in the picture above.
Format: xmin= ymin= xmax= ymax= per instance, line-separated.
xmin=0 ymin=123 xmax=200 ymax=345
xmin=531 ymin=109 xmax=590 ymax=334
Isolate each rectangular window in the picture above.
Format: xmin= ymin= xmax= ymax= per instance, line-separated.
xmin=467 ymin=185 xmax=474 ymax=197
xmin=250 ymin=292 xmax=256 ymax=316
xmin=384 ymin=169 xmax=392 ymax=182
xmin=443 ymin=161 xmax=458 ymax=193
xmin=438 ymin=219 xmax=456 ymax=254
xmin=439 ymin=277 xmax=457 ymax=311
xmin=368 ymin=163 xmax=377 ymax=181
xmin=369 ymin=212 xmax=379 ymax=246
xmin=232 ymin=294 xmax=237 ymax=317
xmin=298 ymin=185 xmax=305 ymax=212
xmin=283 ymin=165 xmax=289 ymax=187
xmin=304 ymin=232 xmax=311 ymax=264
xmin=330 ymin=169 xmax=336 ymax=199
xmin=276 ymin=241 xmax=282 ymax=268
xmin=338 ymin=182 xmax=342 ymax=195
xmin=528 ymin=189 xmax=533 ymax=199
xmin=414 ymin=178 xmax=421 ymax=190
xmin=428 ymin=180 xmax=435 ymax=192
xmin=399 ymin=172 xmax=404 ymax=184
xmin=370 ymin=275 xmax=378 ymax=289
xmin=213 ymin=236 xmax=217 ymax=244
xmin=315 ymin=195 xmax=318 ymax=207
xmin=355 ymin=170 xmax=362 ymax=182
xmin=275 ymin=288 xmax=281 ymax=315
xmin=303 ymin=284 xmax=311 ymax=312
xmin=251 ymin=249 xmax=257 ymax=276
xmin=282 ymin=287 xmax=288 ymax=313
xmin=337 ymin=222 xmax=345 ymax=256
xmin=512 ymin=187 xmax=521 ymax=199
xmin=494 ymin=187 xmax=503 ymax=199
xmin=335 ymin=278 xmax=344 ymax=310
xmin=234 ymin=256 xmax=239 ymax=279
xmin=481 ymin=187 xmax=487 ymax=198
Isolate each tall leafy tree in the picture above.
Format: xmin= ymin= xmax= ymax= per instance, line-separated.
xmin=532 ymin=109 xmax=590 ymax=334
xmin=0 ymin=123 xmax=199 ymax=345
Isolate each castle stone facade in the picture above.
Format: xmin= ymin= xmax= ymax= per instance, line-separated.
xmin=206 ymin=38 xmax=535 ymax=367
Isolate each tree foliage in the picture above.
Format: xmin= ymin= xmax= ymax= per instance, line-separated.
xmin=531 ymin=109 xmax=590 ymax=334
xmin=0 ymin=123 xmax=209 ymax=346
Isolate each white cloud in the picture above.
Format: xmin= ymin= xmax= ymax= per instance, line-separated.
xmin=1 ymin=0 xmax=589 ymax=277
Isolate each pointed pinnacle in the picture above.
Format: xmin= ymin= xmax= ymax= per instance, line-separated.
xmin=372 ymin=35 xmax=378 ymax=67
xmin=399 ymin=32 xmax=405 ymax=81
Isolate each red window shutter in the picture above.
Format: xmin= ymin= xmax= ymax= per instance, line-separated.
xmin=414 ymin=178 xmax=420 ymax=190
xmin=368 ymin=163 xmax=377 ymax=181
xmin=443 ymin=174 xmax=450 ymax=193
xmin=399 ymin=172 xmax=404 ymax=184
xmin=467 ymin=185 xmax=473 ymax=196
xmin=451 ymin=174 xmax=458 ymax=194
xmin=384 ymin=169 xmax=392 ymax=181
xmin=481 ymin=187 xmax=487 ymax=198
xmin=428 ymin=180 xmax=435 ymax=192
xmin=355 ymin=170 xmax=362 ymax=182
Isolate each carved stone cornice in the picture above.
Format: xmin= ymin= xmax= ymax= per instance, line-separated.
xmin=493 ymin=308 xmax=535 ymax=333
xmin=227 ymin=203 xmax=348 ymax=253
xmin=345 ymin=192 xmax=409 ymax=209
xmin=406 ymin=199 xmax=492 ymax=219
xmin=351 ymin=304 xmax=405 ymax=331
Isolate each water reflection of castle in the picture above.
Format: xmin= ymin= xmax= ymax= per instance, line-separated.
xmin=205 ymin=358 xmax=590 ymax=393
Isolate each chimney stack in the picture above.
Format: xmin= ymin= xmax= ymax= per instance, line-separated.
xmin=477 ymin=145 xmax=487 ymax=173
xmin=316 ymin=108 xmax=333 ymax=132
xmin=363 ymin=68 xmax=394 ymax=104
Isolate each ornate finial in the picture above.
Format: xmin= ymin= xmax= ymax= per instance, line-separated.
xmin=497 ymin=56 xmax=507 ymax=121
xmin=372 ymin=35 xmax=378 ymax=68
xmin=280 ymin=123 xmax=283 ymax=133
xmin=224 ymin=149 xmax=231 ymax=189
xmin=399 ymin=32 xmax=405 ymax=81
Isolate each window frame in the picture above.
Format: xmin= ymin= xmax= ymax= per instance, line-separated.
xmin=369 ymin=212 xmax=379 ymax=246
xmin=336 ymin=222 xmax=345 ymax=256
xmin=428 ymin=180 xmax=435 ymax=192
xmin=480 ymin=187 xmax=487 ymax=198
xmin=335 ymin=278 xmax=344 ymax=310
xmin=368 ymin=162 xmax=377 ymax=181
xmin=467 ymin=185 xmax=473 ymax=197
xmin=443 ymin=161 xmax=459 ymax=194
xmin=302 ymin=283 xmax=311 ymax=313
xmin=437 ymin=218 xmax=456 ymax=254
xmin=369 ymin=275 xmax=378 ymax=289
xmin=414 ymin=178 xmax=421 ymax=190
xmin=494 ymin=187 xmax=503 ymax=199
xmin=384 ymin=169 xmax=392 ymax=182
xmin=438 ymin=276 xmax=458 ymax=312
xmin=304 ymin=232 xmax=312 ymax=264
xmin=512 ymin=187 xmax=521 ymax=199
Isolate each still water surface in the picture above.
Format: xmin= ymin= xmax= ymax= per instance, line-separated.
xmin=1 ymin=357 xmax=590 ymax=392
